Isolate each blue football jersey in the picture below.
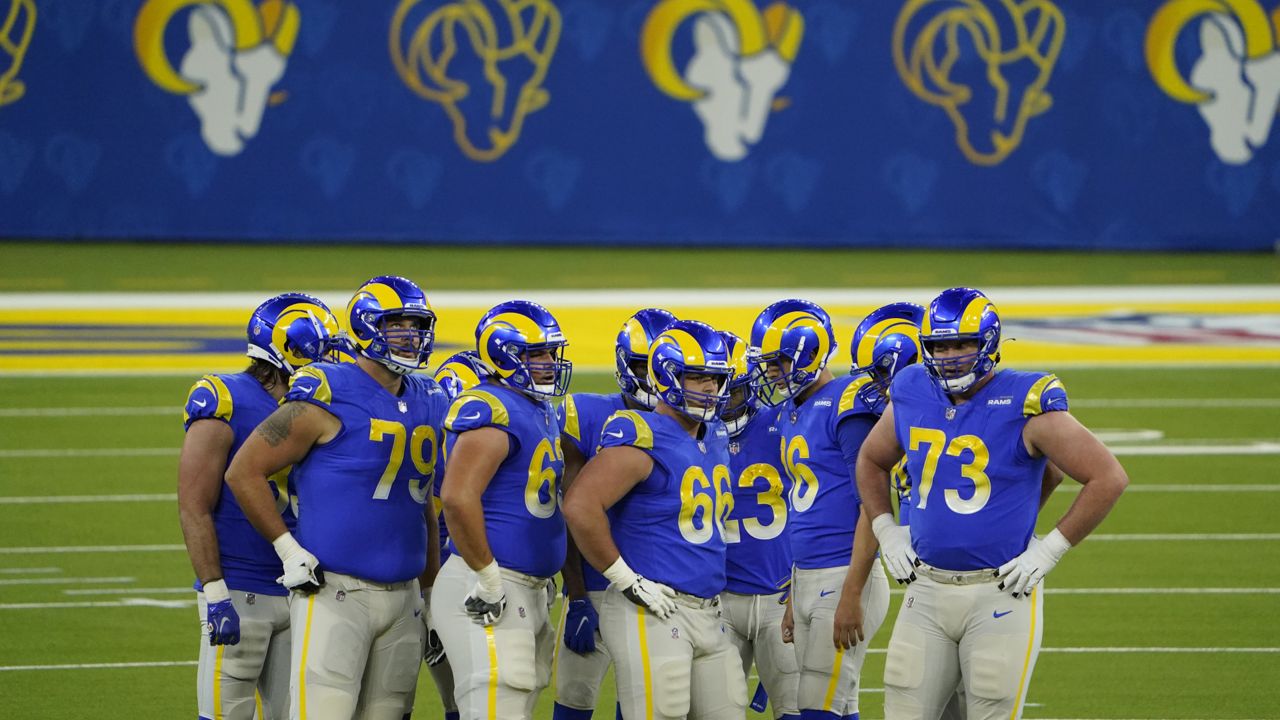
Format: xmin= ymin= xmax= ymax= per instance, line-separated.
xmin=891 ymin=457 xmax=913 ymax=526
xmin=889 ymin=365 xmax=1069 ymax=570
xmin=776 ymin=375 xmax=878 ymax=569
xmin=557 ymin=392 xmax=629 ymax=592
xmin=600 ymin=410 xmax=732 ymax=598
xmin=444 ymin=381 xmax=566 ymax=579
xmin=183 ymin=372 xmax=296 ymax=596
xmin=284 ymin=363 xmax=449 ymax=584
xmin=724 ymin=407 xmax=792 ymax=596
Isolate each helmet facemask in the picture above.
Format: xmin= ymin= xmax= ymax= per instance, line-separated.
xmin=665 ymin=362 xmax=731 ymax=422
xmin=921 ymin=330 xmax=998 ymax=394
xmin=518 ymin=341 xmax=574 ymax=399
xmin=720 ymin=375 xmax=756 ymax=436
xmin=617 ymin=350 xmax=660 ymax=409
xmin=366 ymin=311 xmax=436 ymax=376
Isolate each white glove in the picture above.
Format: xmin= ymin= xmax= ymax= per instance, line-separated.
xmin=463 ymin=560 xmax=507 ymax=626
xmin=997 ymin=528 xmax=1072 ymax=598
xmin=272 ymin=532 xmax=324 ymax=594
xmin=603 ymin=557 xmax=678 ymax=620
xmin=871 ymin=513 xmax=919 ymax=584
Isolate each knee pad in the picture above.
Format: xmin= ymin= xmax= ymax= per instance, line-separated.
xmin=310 ymin=621 xmax=364 ymax=684
xmin=883 ymin=625 xmax=925 ymax=692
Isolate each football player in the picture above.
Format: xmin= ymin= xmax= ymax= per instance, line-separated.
xmin=226 ymin=276 xmax=449 ymax=720
xmin=553 ymin=308 xmax=676 ymax=720
xmin=750 ymin=299 xmax=890 ymax=720
xmin=179 ymin=293 xmax=343 ymax=720
xmin=432 ymin=301 xmax=572 ymax=720
xmin=858 ymin=287 xmax=1127 ymax=720
xmin=718 ymin=330 xmax=799 ymax=720
xmin=564 ymin=320 xmax=748 ymax=720
xmin=424 ymin=350 xmax=492 ymax=720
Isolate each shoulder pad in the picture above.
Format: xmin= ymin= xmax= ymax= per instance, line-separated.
xmin=559 ymin=394 xmax=581 ymax=441
xmin=285 ymin=365 xmax=333 ymax=409
xmin=1023 ymin=374 xmax=1069 ymax=417
xmin=599 ymin=410 xmax=654 ymax=451
xmin=838 ymin=375 xmax=874 ymax=417
xmin=183 ymin=375 xmax=233 ymax=428
xmin=446 ymin=389 xmax=510 ymax=432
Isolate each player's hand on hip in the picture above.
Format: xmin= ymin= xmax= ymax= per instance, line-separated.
xmin=997 ymin=528 xmax=1072 ymax=598
xmin=832 ymin=590 xmax=865 ymax=650
xmin=272 ymin=532 xmax=325 ymax=594
xmin=603 ymin=557 xmax=678 ymax=620
xmin=564 ymin=598 xmax=600 ymax=655
xmin=464 ymin=560 xmax=507 ymax=626
xmin=871 ymin=513 xmax=919 ymax=584
xmin=202 ymin=579 xmax=240 ymax=646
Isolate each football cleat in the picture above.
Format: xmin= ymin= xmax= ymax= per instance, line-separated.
xmin=246 ymin=293 xmax=345 ymax=374
xmin=346 ymin=276 xmax=437 ymax=375
xmin=748 ymin=299 xmax=836 ymax=406
xmin=648 ymin=319 xmax=733 ymax=422
xmin=475 ymin=300 xmax=572 ymax=398
xmin=433 ymin=350 xmax=490 ymax=400
xmin=850 ymin=302 xmax=925 ymax=414
xmin=718 ymin=330 xmax=757 ymax=436
xmin=921 ymin=287 xmax=1001 ymax=394
xmin=615 ymin=308 xmax=678 ymax=409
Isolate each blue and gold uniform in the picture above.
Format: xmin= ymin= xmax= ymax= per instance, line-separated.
xmin=724 ymin=407 xmax=790 ymax=596
xmin=599 ymin=409 xmax=732 ymax=598
xmin=184 ymin=372 xmax=295 ymax=596
xmin=889 ymin=364 xmax=1068 ymax=570
xmin=558 ymin=392 xmax=628 ymax=591
xmin=443 ymin=380 xmax=566 ymax=577
xmin=284 ymin=362 xmax=449 ymax=583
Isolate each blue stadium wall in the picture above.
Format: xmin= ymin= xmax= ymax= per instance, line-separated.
xmin=0 ymin=0 xmax=1278 ymax=250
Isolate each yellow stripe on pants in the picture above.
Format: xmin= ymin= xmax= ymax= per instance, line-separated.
xmin=637 ymin=606 xmax=653 ymax=720
xmin=822 ymin=646 xmax=845 ymax=711
xmin=1010 ymin=586 xmax=1038 ymax=720
xmin=213 ymin=645 xmax=224 ymax=720
xmin=299 ymin=595 xmax=316 ymax=720
xmin=485 ymin=625 xmax=499 ymax=720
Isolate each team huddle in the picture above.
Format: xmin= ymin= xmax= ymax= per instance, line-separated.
xmin=177 ymin=276 xmax=1128 ymax=720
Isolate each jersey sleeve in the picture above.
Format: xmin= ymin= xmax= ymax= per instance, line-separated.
xmin=1023 ymin=374 xmax=1069 ymax=416
xmin=444 ymin=389 xmax=511 ymax=433
xmin=597 ymin=410 xmax=655 ymax=452
xmin=835 ymin=375 xmax=876 ymax=424
xmin=284 ymin=365 xmax=334 ymax=411
xmin=558 ymin=394 xmax=588 ymax=455
xmin=183 ymin=375 xmax=233 ymax=430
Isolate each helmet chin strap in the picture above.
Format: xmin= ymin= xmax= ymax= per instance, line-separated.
xmin=630 ymin=386 xmax=659 ymax=410
xmin=940 ymin=371 xmax=976 ymax=393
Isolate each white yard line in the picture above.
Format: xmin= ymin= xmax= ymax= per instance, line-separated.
xmin=1074 ymin=398 xmax=1280 ymax=408
xmin=0 ymin=544 xmax=185 ymax=554
xmin=0 ymin=660 xmax=198 ymax=672
xmin=0 ymin=493 xmax=176 ymax=504
xmin=0 ymin=598 xmax=192 ymax=609
xmin=0 ymin=567 xmax=60 ymax=574
xmin=0 ymin=448 xmax=177 ymax=458
xmin=0 ymin=406 xmax=173 ymax=417
xmin=1089 ymin=533 xmax=1280 ymax=541
xmin=63 ymin=587 xmax=191 ymax=595
xmin=0 ymin=576 xmax=134 ymax=586
xmin=1109 ymin=442 xmax=1280 ymax=456
xmin=1057 ymin=484 xmax=1280 ymax=493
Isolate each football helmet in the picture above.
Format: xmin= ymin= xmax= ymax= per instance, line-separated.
xmin=476 ymin=300 xmax=572 ymax=398
xmin=748 ymin=299 xmax=836 ymax=406
xmin=850 ymin=302 xmax=925 ymax=414
xmin=346 ymin=276 xmax=437 ymax=375
xmin=433 ymin=350 xmax=490 ymax=400
xmin=921 ymin=287 xmax=1001 ymax=394
xmin=648 ymin=320 xmax=733 ymax=422
xmin=246 ymin=293 xmax=345 ymax=374
xmin=615 ymin=308 xmax=678 ymax=408
xmin=718 ymin=330 xmax=757 ymax=436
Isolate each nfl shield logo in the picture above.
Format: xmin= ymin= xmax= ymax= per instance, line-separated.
xmin=790 ymin=410 xmax=798 ymax=423
xmin=729 ymin=441 xmax=740 ymax=455
xmin=945 ymin=407 xmax=957 ymax=421
xmin=398 ymin=401 xmax=408 ymax=413
xmin=697 ymin=441 xmax=706 ymax=453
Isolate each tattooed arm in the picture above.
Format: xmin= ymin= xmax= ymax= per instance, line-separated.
xmin=225 ymin=401 xmax=340 ymax=543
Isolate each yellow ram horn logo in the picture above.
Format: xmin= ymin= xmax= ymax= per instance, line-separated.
xmin=1 ymin=0 xmax=36 ymax=108
xmin=390 ymin=0 xmax=562 ymax=163
xmin=134 ymin=0 xmax=300 ymax=156
xmin=892 ymin=0 xmax=1066 ymax=166
xmin=640 ymin=0 xmax=803 ymax=161
xmin=1146 ymin=0 xmax=1280 ymax=164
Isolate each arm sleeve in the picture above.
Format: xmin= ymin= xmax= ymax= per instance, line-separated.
xmin=836 ymin=413 xmax=877 ymax=496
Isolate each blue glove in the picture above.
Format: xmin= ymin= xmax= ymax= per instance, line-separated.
xmin=563 ymin=598 xmax=599 ymax=655
xmin=203 ymin=579 xmax=240 ymax=646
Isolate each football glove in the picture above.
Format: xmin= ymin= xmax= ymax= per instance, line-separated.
xmin=272 ymin=532 xmax=324 ymax=594
xmin=603 ymin=557 xmax=678 ymax=620
xmin=871 ymin=513 xmax=919 ymax=584
xmin=463 ymin=560 xmax=506 ymax=626
xmin=997 ymin=528 xmax=1072 ymax=598
xmin=420 ymin=589 xmax=447 ymax=666
xmin=563 ymin=598 xmax=600 ymax=655
xmin=750 ymin=682 xmax=769 ymax=713
xmin=203 ymin=579 xmax=240 ymax=646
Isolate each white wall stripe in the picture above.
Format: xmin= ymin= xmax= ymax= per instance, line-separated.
xmin=0 ymin=493 xmax=175 ymax=504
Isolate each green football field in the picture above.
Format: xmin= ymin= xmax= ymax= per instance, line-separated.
xmin=0 ymin=244 xmax=1277 ymax=719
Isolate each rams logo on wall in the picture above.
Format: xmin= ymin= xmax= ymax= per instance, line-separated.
xmin=892 ymin=0 xmax=1065 ymax=166
xmin=134 ymin=0 xmax=301 ymax=157
xmin=1 ymin=0 xmax=35 ymax=108
xmin=391 ymin=0 xmax=562 ymax=163
xmin=640 ymin=0 xmax=803 ymax=162
xmin=1146 ymin=0 xmax=1280 ymax=165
